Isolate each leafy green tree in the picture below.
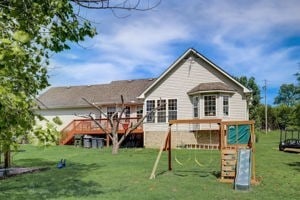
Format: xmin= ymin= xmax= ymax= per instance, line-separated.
xmin=274 ymin=84 xmax=298 ymax=106
xmin=295 ymin=71 xmax=300 ymax=101
xmin=273 ymin=71 xmax=300 ymax=130
xmin=273 ymin=105 xmax=293 ymax=130
xmin=292 ymin=104 xmax=300 ymax=128
xmin=234 ymin=76 xmax=261 ymax=125
xmin=0 ymin=1 xmax=96 ymax=168
xmin=294 ymin=70 xmax=300 ymax=128
xmin=256 ymin=104 xmax=278 ymax=130
xmin=295 ymin=71 xmax=300 ymax=83
xmin=0 ymin=0 xmax=160 ymax=166
xmin=30 ymin=117 xmax=62 ymax=146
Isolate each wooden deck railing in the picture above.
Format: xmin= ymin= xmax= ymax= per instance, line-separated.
xmin=60 ymin=118 xmax=143 ymax=145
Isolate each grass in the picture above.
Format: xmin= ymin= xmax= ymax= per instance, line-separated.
xmin=0 ymin=131 xmax=299 ymax=200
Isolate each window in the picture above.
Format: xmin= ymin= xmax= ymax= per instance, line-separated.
xmin=192 ymin=96 xmax=199 ymax=118
xmin=125 ymin=106 xmax=131 ymax=118
xmin=168 ymin=99 xmax=177 ymax=121
xmin=223 ymin=96 xmax=229 ymax=116
xmin=146 ymin=100 xmax=155 ymax=123
xmin=157 ymin=99 xmax=166 ymax=123
xmin=204 ymin=95 xmax=216 ymax=116
xmin=107 ymin=106 xmax=117 ymax=119
xmin=137 ymin=105 xmax=143 ymax=119
xmin=124 ymin=106 xmax=131 ymax=122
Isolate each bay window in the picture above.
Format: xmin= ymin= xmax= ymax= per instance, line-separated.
xmin=204 ymin=95 xmax=216 ymax=116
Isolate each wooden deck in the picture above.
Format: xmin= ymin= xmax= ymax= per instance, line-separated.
xmin=60 ymin=118 xmax=143 ymax=145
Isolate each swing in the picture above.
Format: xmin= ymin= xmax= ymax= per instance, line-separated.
xmin=194 ymin=151 xmax=204 ymax=167
xmin=175 ymin=122 xmax=215 ymax=168
xmin=174 ymin=124 xmax=192 ymax=166
xmin=194 ymin=122 xmax=214 ymax=168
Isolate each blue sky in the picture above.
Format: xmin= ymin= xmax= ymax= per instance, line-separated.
xmin=48 ymin=0 xmax=300 ymax=105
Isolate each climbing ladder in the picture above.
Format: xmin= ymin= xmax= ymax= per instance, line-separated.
xmin=221 ymin=149 xmax=237 ymax=182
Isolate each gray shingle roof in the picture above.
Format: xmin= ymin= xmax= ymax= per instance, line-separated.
xmin=187 ymin=82 xmax=236 ymax=95
xmin=37 ymin=78 xmax=156 ymax=109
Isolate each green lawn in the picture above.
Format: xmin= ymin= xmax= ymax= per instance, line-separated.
xmin=0 ymin=131 xmax=299 ymax=200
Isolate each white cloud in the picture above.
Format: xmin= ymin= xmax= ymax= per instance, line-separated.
xmin=49 ymin=0 xmax=300 ymax=104
xmin=91 ymin=13 xmax=191 ymax=74
xmin=49 ymin=61 xmax=131 ymax=86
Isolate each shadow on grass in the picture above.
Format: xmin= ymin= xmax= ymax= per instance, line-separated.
xmin=287 ymin=161 xmax=300 ymax=172
xmin=0 ymin=158 xmax=105 ymax=199
xmin=169 ymin=169 xmax=219 ymax=178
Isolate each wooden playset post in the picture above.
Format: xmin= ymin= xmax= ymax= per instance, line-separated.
xmin=251 ymin=122 xmax=256 ymax=182
xmin=149 ymin=126 xmax=172 ymax=179
xmin=168 ymin=125 xmax=172 ymax=171
xmin=219 ymin=120 xmax=257 ymax=184
xmin=150 ymin=119 xmax=258 ymax=184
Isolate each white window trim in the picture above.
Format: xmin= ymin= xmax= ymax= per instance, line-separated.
xmin=203 ymin=94 xmax=217 ymax=117
xmin=157 ymin=99 xmax=167 ymax=123
xmin=192 ymin=96 xmax=199 ymax=118
xmin=222 ymin=95 xmax=230 ymax=117
xmin=145 ymin=98 xmax=178 ymax=123
xmin=136 ymin=105 xmax=143 ymax=119
xmin=146 ymin=100 xmax=155 ymax=123
xmin=168 ymin=98 xmax=178 ymax=122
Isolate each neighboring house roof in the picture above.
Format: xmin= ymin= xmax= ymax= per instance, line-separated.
xmin=187 ymin=82 xmax=236 ymax=95
xmin=138 ymin=48 xmax=251 ymax=99
xmin=37 ymin=78 xmax=156 ymax=109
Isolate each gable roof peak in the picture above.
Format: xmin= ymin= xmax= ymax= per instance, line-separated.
xmin=138 ymin=48 xmax=251 ymax=98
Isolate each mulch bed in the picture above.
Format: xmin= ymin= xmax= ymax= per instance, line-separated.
xmin=0 ymin=167 xmax=50 ymax=179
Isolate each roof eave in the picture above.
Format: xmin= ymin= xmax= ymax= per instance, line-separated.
xmin=36 ymin=105 xmax=92 ymax=110
xmin=187 ymin=90 xmax=236 ymax=96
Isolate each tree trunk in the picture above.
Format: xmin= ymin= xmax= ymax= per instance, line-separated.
xmin=111 ymin=134 xmax=120 ymax=155
xmin=4 ymin=149 xmax=11 ymax=168
xmin=112 ymin=143 xmax=119 ymax=154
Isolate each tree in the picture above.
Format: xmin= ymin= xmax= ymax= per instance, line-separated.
xmin=274 ymin=84 xmax=298 ymax=106
xmin=0 ymin=0 xmax=159 ymax=167
xmin=292 ymin=104 xmax=300 ymax=129
xmin=234 ymin=76 xmax=261 ymax=123
xmin=30 ymin=116 xmax=63 ymax=146
xmin=0 ymin=1 xmax=97 ymax=168
xmin=295 ymin=71 xmax=300 ymax=100
xmin=273 ymin=105 xmax=293 ymax=130
xmin=82 ymin=96 xmax=162 ymax=154
xmin=72 ymin=0 xmax=161 ymax=11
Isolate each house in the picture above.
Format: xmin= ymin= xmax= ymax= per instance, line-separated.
xmin=36 ymin=48 xmax=251 ymax=148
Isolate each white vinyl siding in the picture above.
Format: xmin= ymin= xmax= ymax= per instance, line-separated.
xmin=143 ymin=57 xmax=249 ymax=132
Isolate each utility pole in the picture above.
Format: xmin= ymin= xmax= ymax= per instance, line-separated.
xmin=263 ymin=80 xmax=268 ymax=134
